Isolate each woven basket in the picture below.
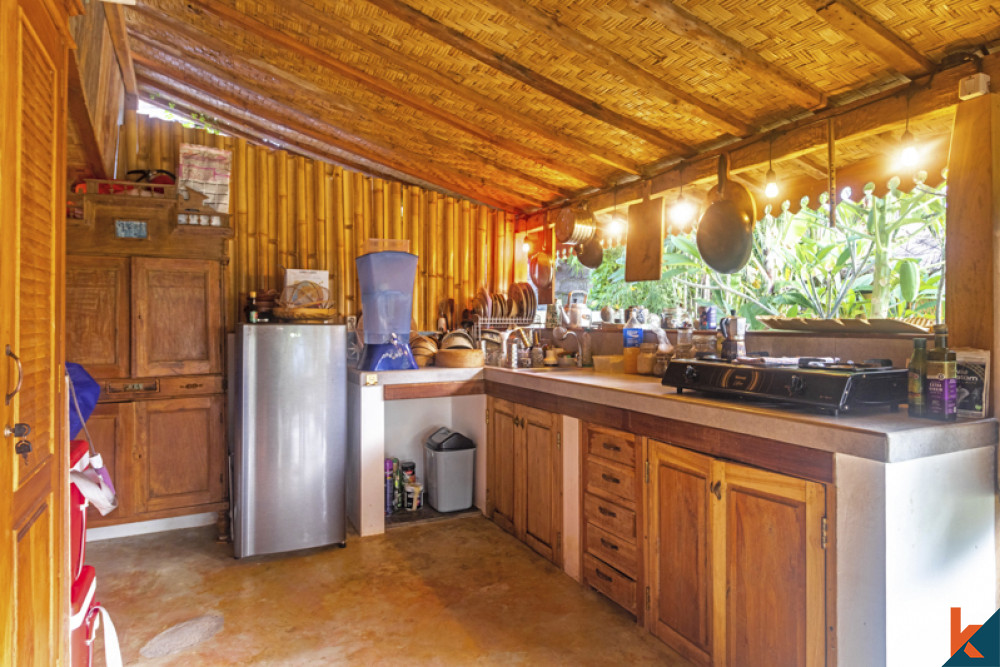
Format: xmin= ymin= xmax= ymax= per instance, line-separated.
xmin=272 ymin=307 xmax=339 ymax=322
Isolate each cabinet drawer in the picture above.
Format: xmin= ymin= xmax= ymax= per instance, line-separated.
xmin=586 ymin=523 xmax=638 ymax=579
xmin=586 ymin=458 xmax=636 ymax=504
xmin=584 ymin=492 xmax=636 ymax=541
xmin=587 ymin=428 xmax=635 ymax=467
xmin=583 ymin=554 xmax=636 ymax=615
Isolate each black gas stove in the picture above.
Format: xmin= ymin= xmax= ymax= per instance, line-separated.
xmin=661 ymin=356 xmax=908 ymax=415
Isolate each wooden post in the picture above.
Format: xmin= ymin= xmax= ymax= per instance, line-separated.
xmin=245 ymin=143 xmax=258 ymax=291
xmin=234 ymin=139 xmax=249 ymax=310
xmin=333 ymin=167 xmax=347 ymax=316
xmin=946 ymin=92 xmax=1000 ymax=417
xmin=256 ymin=148 xmax=271 ymax=291
xmin=275 ymin=151 xmax=289 ymax=281
xmin=295 ymin=156 xmax=308 ymax=268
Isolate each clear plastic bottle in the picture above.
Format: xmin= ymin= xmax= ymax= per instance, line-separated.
xmin=623 ymin=311 xmax=642 ymax=373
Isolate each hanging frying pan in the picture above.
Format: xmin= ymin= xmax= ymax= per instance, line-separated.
xmin=696 ymin=154 xmax=756 ymax=274
xmin=574 ymin=236 xmax=604 ymax=269
xmin=555 ymin=207 xmax=599 ymax=245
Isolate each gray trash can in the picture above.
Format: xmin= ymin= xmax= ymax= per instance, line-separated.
xmin=424 ymin=427 xmax=475 ymax=512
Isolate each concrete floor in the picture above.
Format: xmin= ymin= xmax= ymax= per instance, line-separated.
xmin=88 ymin=515 xmax=689 ymax=665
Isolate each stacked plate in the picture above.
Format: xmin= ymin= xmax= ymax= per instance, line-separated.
xmin=471 ymin=284 xmax=537 ymax=321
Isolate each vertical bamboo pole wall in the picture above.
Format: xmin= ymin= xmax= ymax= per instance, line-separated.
xmin=119 ymin=114 xmax=513 ymax=330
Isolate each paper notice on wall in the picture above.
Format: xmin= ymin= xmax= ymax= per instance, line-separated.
xmin=178 ymin=144 xmax=232 ymax=213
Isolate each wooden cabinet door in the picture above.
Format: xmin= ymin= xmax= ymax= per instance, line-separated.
xmin=135 ymin=396 xmax=225 ymax=513
xmin=487 ymin=397 xmax=517 ymax=534
xmin=720 ymin=463 xmax=826 ymax=667
xmin=66 ymin=256 xmax=130 ymax=378
xmin=131 ymin=257 xmax=221 ymax=377
xmin=520 ymin=405 xmax=561 ymax=565
xmin=648 ymin=440 xmax=720 ymax=666
xmin=0 ymin=0 xmax=69 ymax=661
xmin=84 ymin=402 xmax=135 ymax=523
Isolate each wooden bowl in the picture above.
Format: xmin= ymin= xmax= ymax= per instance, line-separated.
xmin=434 ymin=348 xmax=484 ymax=368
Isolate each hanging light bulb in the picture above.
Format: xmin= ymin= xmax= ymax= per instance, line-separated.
xmin=764 ymin=138 xmax=779 ymax=199
xmin=899 ymin=129 xmax=919 ymax=168
xmin=606 ymin=216 xmax=623 ymax=239
xmin=521 ymin=240 xmax=531 ymax=255
xmin=669 ymin=197 xmax=696 ymax=227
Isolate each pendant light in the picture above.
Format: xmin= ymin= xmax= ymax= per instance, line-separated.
xmin=668 ymin=164 xmax=696 ymax=230
xmin=764 ymin=138 xmax=779 ymax=199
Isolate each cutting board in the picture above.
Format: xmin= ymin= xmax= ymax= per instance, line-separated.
xmin=626 ymin=197 xmax=664 ymax=282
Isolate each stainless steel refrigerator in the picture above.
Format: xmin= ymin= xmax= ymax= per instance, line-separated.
xmin=231 ymin=323 xmax=347 ymax=557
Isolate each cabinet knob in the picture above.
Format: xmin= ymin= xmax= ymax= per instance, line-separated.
xmin=602 ymin=442 xmax=621 ymax=452
xmin=600 ymin=537 xmax=619 ymax=551
xmin=601 ymin=472 xmax=621 ymax=485
xmin=597 ymin=505 xmax=617 ymax=518
xmin=4 ymin=422 xmax=30 ymax=438
xmin=711 ymin=480 xmax=722 ymax=500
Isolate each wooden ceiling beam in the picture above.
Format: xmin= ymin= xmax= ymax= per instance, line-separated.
xmin=789 ymin=153 xmax=830 ymax=181
xmin=485 ymin=0 xmax=749 ymax=136
xmin=184 ymin=0 xmax=604 ymax=189
xmin=271 ymin=0 xmax=642 ymax=175
xmin=364 ymin=0 xmax=694 ymax=154
xmin=805 ymin=0 xmax=932 ymax=77
xmin=134 ymin=67 xmax=539 ymax=211
xmin=558 ymin=49 xmax=995 ymax=214
xmin=129 ymin=35 xmax=571 ymax=204
xmin=103 ymin=2 xmax=137 ymax=95
xmin=621 ymin=0 xmax=826 ymax=110
xmin=136 ymin=79 xmax=524 ymax=213
xmin=67 ymin=54 xmax=108 ymax=179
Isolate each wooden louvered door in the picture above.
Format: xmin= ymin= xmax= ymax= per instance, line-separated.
xmin=0 ymin=0 xmax=70 ymax=662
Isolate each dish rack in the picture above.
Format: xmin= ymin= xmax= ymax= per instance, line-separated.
xmin=471 ymin=315 xmax=538 ymax=340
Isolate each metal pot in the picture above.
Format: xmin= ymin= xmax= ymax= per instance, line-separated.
xmin=574 ymin=236 xmax=604 ymax=268
xmin=696 ymin=154 xmax=757 ymax=274
xmin=555 ymin=207 xmax=599 ymax=245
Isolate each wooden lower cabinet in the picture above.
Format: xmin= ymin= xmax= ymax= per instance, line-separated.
xmin=86 ymin=396 xmax=226 ymax=526
xmin=648 ymin=439 xmax=827 ymax=666
xmin=486 ymin=397 xmax=562 ymax=565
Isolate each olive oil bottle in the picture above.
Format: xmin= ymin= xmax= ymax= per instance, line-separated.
xmin=925 ymin=324 xmax=957 ymax=421
xmin=907 ymin=337 xmax=927 ymax=417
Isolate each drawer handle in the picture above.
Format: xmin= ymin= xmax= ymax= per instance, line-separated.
xmin=602 ymin=442 xmax=621 ymax=452
xmin=601 ymin=473 xmax=621 ymax=485
xmin=595 ymin=568 xmax=614 ymax=583
xmin=597 ymin=505 xmax=617 ymax=518
xmin=600 ymin=537 xmax=619 ymax=551
xmin=106 ymin=380 xmax=159 ymax=394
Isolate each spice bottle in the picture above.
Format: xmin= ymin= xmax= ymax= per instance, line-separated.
xmin=246 ymin=291 xmax=259 ymax=323
xmin=926 ymin=324 xmax=957 ymax=421
xmin=907 ymin=338 xmax=927 ymax=417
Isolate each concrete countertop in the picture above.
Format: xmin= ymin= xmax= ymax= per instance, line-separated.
xmin=347 ymin=365 xmax=997 ymax=462
xmin=483 ymin=367 xmax=998 ymax=463
xmin=348 ymin=366 xmax=484 ymax=386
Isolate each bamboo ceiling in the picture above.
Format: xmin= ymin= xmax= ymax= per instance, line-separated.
xmin=115 ymin=0 xmax=1000 ymax=213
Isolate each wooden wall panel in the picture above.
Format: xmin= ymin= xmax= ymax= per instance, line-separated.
xmin=118 ymin=114 xmax=512 ymax=330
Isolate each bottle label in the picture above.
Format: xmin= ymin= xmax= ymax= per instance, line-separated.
xmin=623 ymin=328 xmax=642 ymax=348
xmin=907 ymin=370 xmax=924 ymax=408
xmin=926 ymin=360 xmax=957 ymax=416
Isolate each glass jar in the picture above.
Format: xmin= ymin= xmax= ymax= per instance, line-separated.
xmin=637 ymin=343 xmax=658 ymax=375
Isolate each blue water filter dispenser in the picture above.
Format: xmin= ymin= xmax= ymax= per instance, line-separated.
xmin=356 ymin=251 xmax=419 ymax=371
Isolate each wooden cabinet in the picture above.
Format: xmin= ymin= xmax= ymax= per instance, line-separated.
xmin=486 ymin=397 xmax=562 ymax=565
xmin=581 ymin=424 xmax=644 ymax=619
xmin=66 ymin=256 xmax=130 ymax=378
xmin=648 ymin=439 xmax=826 ymax=667
xmin=132 ymin=258 xmax=222 ymax=377
xmin=135 ymin=396 xmax=225 ymax=513
xmin=66 ymin=255 xmax=226 ymax=527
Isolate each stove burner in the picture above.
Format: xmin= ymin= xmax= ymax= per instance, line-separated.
xmin=662 ymin=358 xmax=907 ymax=415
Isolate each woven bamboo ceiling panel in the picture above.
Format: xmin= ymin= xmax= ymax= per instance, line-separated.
xmin=121 ymin=0 xmax=1000 ymax=212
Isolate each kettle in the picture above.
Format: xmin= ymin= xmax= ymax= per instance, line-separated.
xmin=718 ymin=309 xmax=746 ymax=360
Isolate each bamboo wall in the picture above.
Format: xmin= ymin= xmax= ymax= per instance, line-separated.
xmin=117 ymin=113 xmax=515 ymax=330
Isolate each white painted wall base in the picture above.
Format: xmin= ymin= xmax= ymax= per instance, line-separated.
xmin=837 ymin=445 xmax=996 ymax=666
xmin=86 ymin=512 xmax=218 ymax=542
